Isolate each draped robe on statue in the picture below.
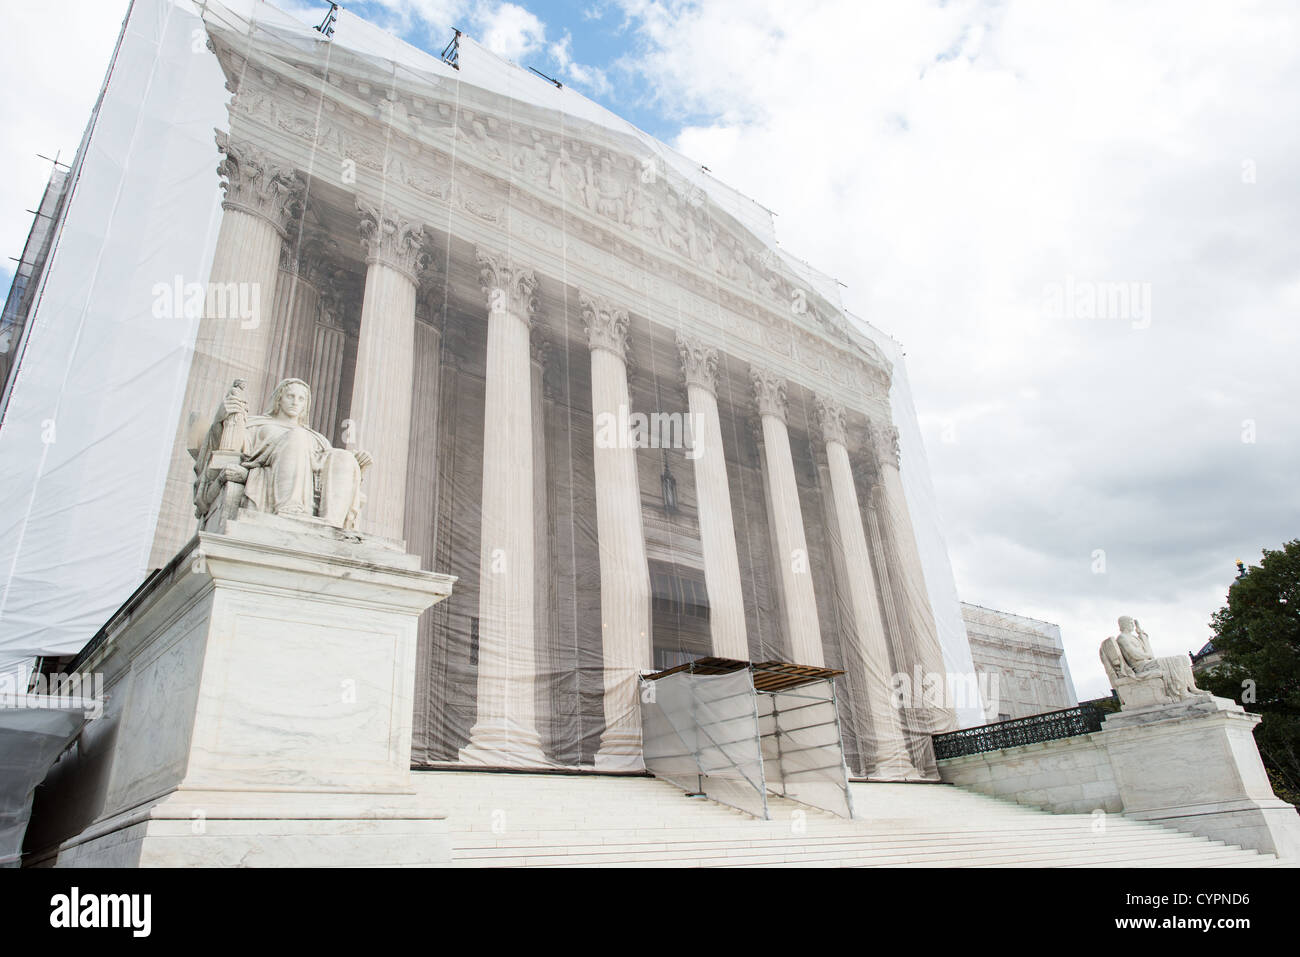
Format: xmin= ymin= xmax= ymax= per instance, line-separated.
xmin=238 ymin=416 xmax=363 ymax=529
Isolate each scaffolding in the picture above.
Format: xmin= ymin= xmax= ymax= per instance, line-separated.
xmin=641 ymin=657 xmax=856 ymax=819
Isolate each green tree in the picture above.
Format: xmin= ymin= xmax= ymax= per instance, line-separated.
xmin=1201 ymin=539 xmax=1300 ymax=806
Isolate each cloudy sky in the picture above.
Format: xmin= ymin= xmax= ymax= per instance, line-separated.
xmin=3 ymin=0 xmax=1297 ymax=700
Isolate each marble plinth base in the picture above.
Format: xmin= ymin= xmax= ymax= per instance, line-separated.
xmin=595 ymin=731 xmax=647 ymax=772
xmin=866 ymin=761 xmax=930 ymax=783
xmin=55 ymin=792 xmax=450 ymax=868
xmin=42 ymin=512 xmax=456 ymax=867
xmin=1103 ymin=695 xmax=1300 ymax=861
xmin=459 ymin=721 xmax=548 ymax=768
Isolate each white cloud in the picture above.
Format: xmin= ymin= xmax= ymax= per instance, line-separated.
xmin=0 ymin=1 xmax=131 ymax=264
xmin=550 ymin=31 xmax=612 ymax=94
xmin=363 ymin=0 xmax=471 ymax=39
xmin=472 ymin=1 xmax=546 ymax=62
xmin=550 ymin=31 xmax=573 ymax=68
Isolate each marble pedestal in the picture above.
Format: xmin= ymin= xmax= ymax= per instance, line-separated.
xmin=49 ymin=512 xmax=456 ymax=867
xmin=1103 ymin=695 xmax=1300 ymax=861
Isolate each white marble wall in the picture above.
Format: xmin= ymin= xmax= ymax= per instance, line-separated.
xmin=938 ymin=695 xmax=1300 ymax=859
xmin=961 ymin=603 xmax=1078 ymax=721
xmin=938 ymin=734 xmax=1122 ymax=814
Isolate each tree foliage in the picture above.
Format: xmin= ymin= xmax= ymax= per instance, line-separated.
xmin=1201 ymin=539 xmax=1300 ymax=805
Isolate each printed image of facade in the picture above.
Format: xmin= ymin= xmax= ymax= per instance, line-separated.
xmin=0 ymin=0 xmax=977 ymax=781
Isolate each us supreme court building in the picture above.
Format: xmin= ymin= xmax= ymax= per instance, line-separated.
xmin=0 ymin=0 xmax=984 ymax=783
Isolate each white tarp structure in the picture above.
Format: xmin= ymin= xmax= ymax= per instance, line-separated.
xmin=0 ymin=695 xmax=93 ymax=866
xmin=641 ymin=659 xmax=855 ymax=819
xmin=0 ymin=0 xmax=982 ymax=779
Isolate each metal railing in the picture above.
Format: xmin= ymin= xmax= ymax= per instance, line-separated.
xmin=931 ymin=704 xmax=1106 ymax=760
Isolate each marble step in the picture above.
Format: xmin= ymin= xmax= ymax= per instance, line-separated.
xmin=413 ymin=771 xmax=1287 ymax=867
xmin=453 ymin=842 xmax=1268 ymax=868
xmin=452 ymin=830 xmax=1233 ymax=854
xmin=454 ymin=835 xmax=1236 ymax=862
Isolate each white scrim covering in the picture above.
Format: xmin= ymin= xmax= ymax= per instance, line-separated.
xmin=757 ymin=681 xmax=855 ymax=819
xmin=0 ymin=0 xmax=981 ymax=775
xmin=0 ymin=0 xmax=229 ymax=680
xmin=641 ymin=670 xmax=769 ymax=819
xmin=0 ymin=700 xmax=92 ymax=865
xmin=855 ymin=313 xmax=984 ymax=728
xmin=643 ymin=669 xmax=855 ymax=819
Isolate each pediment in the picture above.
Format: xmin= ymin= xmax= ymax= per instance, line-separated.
xmin=204 ymin=19 xmax=891 ymax=392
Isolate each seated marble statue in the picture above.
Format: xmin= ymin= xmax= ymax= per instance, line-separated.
xmin=193 ymin=378 xmax=372 ymax=531
xmin=1099 ymin=615 xmax=1203 ymax=710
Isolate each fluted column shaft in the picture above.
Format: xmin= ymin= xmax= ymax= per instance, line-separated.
xmin=818 ymin=398 xmax=918 ymax=778
xmin=677 ymin=335 xmax=747 ymax=660
xmin=308 ymin=320 xmax=346 ymax=441
xmin=585 ymin=293 xmax=652 ymax=770
xmin=530 ymin=333 xmax=553 ymax=757
xmin=151 ymin=134 xmax=303 ymax=567
xmin=349 ymin=200 xmax=427 ymax=541
xmin=261 ymin=269 xmax=317 ymax=403
xmin=872 ymin=421 xmax=957 ymax=733
xmin=751 ymin=368 xmax=823 ymax=667
xmin=461 ymin=249 xmax=545 ymax=766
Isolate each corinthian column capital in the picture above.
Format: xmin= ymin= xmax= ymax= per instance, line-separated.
xmin=215 ymin=130 xmax=304 ymax=237
xmin=580 ymin=291 xmax=630 ymax=362
xmin=750 ymin=366 xmax=788 ymax=423
xmin=869 ymin=418 xmax=902 ymax=468
xmin=357 ymin=199 xmax=430 ymax=285
xmin=676 ymin=333 xmax=719 ymax=394
xmin=477 ymin=247 xmax=538 ymax=322
xmin=814 ymin=395 xmax=848 ymax=447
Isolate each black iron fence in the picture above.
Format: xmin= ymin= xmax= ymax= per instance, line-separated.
xmin=931 ymin=704 xmax=1106 ymax=760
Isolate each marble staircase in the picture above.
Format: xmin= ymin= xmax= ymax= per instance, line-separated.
xmin=411 ymin=770 xmax=1292 ymax=868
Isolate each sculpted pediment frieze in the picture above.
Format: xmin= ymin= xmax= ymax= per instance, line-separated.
xmin=210 ymin=27 xmax=893 ymax=393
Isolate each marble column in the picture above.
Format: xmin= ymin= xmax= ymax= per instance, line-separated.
xmin=864 ymin=486 xmax=937 ymax=773
xmin=151 ymin=132 xmax=304 ymax=567
xmin=676 ymin=334 xmax=748 ymax=660
xmin=817 ymin=396 xmax=919 ymax=779
xmin=461 ymin=249 xmax=546 ymax=766
xmin=262 ymin=237 xmax=326 ymax=403
xmin=350 ymin=199 xmax=428 ymax=542
xmin=870 ymin=419 xmax=957 ymax=734
xmin=751 ymin=367 xmax=823 ymax=667
xmin=406 ymin=313 xmax=442 ymax=763
xmin=307 ymin=272 xmax=353 ymax=442
xmin=584 ymin=292 xmax=652 ymax=770
xmin=530 ymin=329 xmax=554 ymax=758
